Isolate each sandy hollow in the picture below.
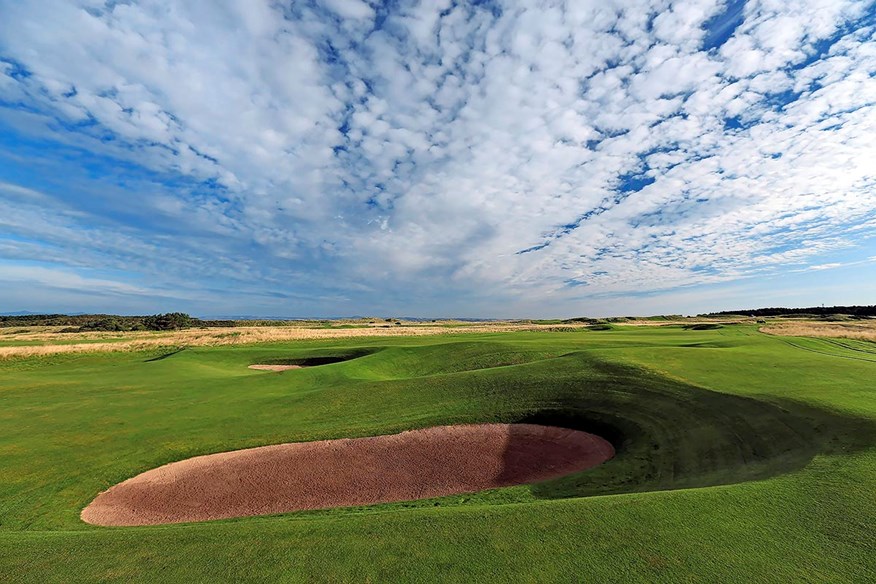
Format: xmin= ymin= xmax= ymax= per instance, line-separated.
xmin=247 ymin=364 xmax=304 ymax=371
xmin=81 ymin=423 xmax=614 ymax=526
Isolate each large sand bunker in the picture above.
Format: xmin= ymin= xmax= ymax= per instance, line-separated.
xmin=82 ymin=423 xmax=613 ymax=526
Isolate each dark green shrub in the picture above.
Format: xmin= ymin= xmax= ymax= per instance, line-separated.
xmin=142 ymin=313 xmax=193 ymax=331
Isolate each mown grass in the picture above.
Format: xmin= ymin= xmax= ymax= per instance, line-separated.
xmin=0 ymin=326 xmax=874 ymax=582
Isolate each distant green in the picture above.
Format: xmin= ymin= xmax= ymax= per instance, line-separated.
xmin=0 ymin=325 xmax=874 ymax=582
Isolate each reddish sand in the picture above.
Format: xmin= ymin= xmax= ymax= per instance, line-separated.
xmin=247 ymin=364 xmax=303 ymax=371
xmin=81 ymin=423 xmax=614 ymax=526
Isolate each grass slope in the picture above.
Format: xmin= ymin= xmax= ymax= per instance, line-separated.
xmin=0 ymin=326 xmax=874 ymax=582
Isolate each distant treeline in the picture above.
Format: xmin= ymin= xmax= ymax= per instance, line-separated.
xmin=701 ymin=305 xmax=876 ymax=318
xmin=0 ymin=313 xmax=357 ymax=331
xmin=0 ymin=313 xmax=233 ymax=331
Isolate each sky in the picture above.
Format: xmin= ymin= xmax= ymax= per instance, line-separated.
xmin=0 ymin=0 xmax=874 ymax=318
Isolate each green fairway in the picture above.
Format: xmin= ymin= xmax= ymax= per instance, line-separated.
xmin=1 ymin=325 xmax=874 ymax=582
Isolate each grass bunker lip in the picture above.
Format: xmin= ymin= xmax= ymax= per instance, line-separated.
xmin=81 ymin=423 xmax=614 ymax=526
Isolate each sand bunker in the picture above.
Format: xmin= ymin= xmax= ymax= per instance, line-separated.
xmin=247 ymin=364 xmax=303 ymax=371
xmin=81 ymin=423 xmax=613 ymax=526
xmin=248 ymin=355 xmax=366 ymax=371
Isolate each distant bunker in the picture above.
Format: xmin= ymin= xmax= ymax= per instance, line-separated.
xmin=247 ymin=364 xmax=303 ymax=371
xmin=248 ymin=354 xmax=367 ymax=371
xmin=81 ymin=424 xmax=614 ymax=526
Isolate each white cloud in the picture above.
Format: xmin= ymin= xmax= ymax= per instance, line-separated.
xmin=806 ymin=263 xmax=843 ymax=271
xmin=0 ymin=181 xmax=47 ymax=200
xmin=0 ymin=0 xmax=874 ymax=316
xmin=0 ymin=263 xmax=152 ymax=297
xmin=323 ymin=0 xmax=375 ymax=21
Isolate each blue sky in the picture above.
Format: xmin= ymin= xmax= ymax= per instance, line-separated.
xmin=0 ymin=0 xmax=874 ymax=318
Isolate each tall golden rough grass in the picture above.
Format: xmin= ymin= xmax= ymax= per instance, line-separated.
xmin=0 ymin=323 xmax=591 ymax=359
xmin=9 ymin=319 xmax=867 ymax=360
xmin=760 ymin=321 xmax=876 ymax=342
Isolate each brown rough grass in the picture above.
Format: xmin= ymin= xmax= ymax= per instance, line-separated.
xmin=0 ymin=322 xmax=591 ymax=359
xmin=760 ymin=320 xmax=876 ymax=342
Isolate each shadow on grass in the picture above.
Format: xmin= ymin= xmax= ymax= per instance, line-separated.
xmin=494 ymin=359 xmax=876 ymax=501
xmin=144 ymin=347 xmax=186 ymax=362
xmin=252 ymin=348 xmax=379 ymax=368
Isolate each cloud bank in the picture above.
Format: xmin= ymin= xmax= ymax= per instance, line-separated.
xmin=0 ymin=0 xmax=874 ymax=316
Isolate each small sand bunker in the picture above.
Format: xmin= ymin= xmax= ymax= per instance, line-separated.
xmin=248 ymin=355 xmax=365 ymax=371
xmin=247 ymin=364 xmax=302 ymax=371
xmin=82 ymin=424 xmax=613 ymax=526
